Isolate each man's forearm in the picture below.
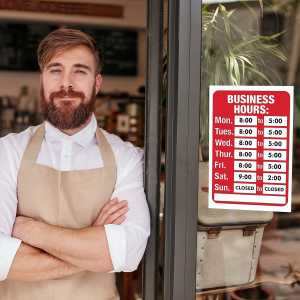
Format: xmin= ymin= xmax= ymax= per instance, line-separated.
xmin=6 ymin=243 xmax=82 ymax=281
xmin=19 ymin=222 xmax=114 ymax=273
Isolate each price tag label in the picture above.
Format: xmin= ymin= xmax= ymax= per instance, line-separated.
xmin=209 ymin=86 xmax=293 ymax=212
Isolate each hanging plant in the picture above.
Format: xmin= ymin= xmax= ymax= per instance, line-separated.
xmin=161 ymin=3 xmax=287 ymax=152
xmin=200 ymin=3 xmax=287 ymax=149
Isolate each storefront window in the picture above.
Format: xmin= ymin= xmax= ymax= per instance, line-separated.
xmin=197 ymin=1 xmax=300 ymax=299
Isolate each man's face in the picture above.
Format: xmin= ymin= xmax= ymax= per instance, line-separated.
xmin=40 ymin=45 xmax=102 ymax=130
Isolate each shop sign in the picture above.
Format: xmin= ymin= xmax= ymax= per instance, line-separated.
xmin=209 ymin=86 xmax=294 ymax=212
xmin=0 ymin=0 xmax=123 ymax=18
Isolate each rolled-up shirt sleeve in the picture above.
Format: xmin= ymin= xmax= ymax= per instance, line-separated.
xmin=0 ymin=234 xmax=21 ymax=281
xmin=105 ymin=142 xmax=150 ymax=272
xmin=0 ymin=138 xmax=22 ymax=281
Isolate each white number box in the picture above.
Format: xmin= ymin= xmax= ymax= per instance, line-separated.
xmin=263 ymin=162 xmax=286 ymax=172
xmin=235 ymin=116 xmax=257 ymax=126
xmin=234 ymin=172 xmax=256 ymax=182
xmin=234 ymin=127 xmax=257 ymax=137
xmin=234 ymin=183 xmax=256 ymax=194
xmin=234 ymin=161 xmax=256 ymax=171
xmin=264 ymin=128 xmax=287 ymax=138
xmin=264 ymin=139 xmax=287 ymax=150
xmin=234 ymin=150 xmax=257 ymax=160
xmin=263 ymin=173 xmax=286 ymax=184
xmin=264 ymin=116 xmax=287 ymax=126
xmin=263 ymin=184 xmax=286 ymax=195
xmin=263 ymin=150 xmax=286 ymax=161
xmin=234 ymin=138 xmax=257 ymax=149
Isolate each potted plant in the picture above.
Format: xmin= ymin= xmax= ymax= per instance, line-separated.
xmin=200 ymin=2 xmax=287 ymax=154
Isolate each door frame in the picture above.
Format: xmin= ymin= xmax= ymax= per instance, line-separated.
xmin=143 ymin=0 xmax=202 ymax=299
xmin=163 ymin=0 xmax=202 ymax=299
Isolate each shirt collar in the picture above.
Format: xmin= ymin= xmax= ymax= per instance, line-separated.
xmin=45 ymin=114 xmax=97 ymax=147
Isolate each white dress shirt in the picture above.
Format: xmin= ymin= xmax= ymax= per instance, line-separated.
xmin=0 ymin=114 xmax=150 ymax=281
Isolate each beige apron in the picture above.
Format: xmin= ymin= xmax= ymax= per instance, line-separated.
xmin=0 ymin=122 xmax=120 ymax=300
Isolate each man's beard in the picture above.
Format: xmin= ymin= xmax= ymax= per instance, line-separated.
xmin=40 ymin=84 xmax=96 ymax=130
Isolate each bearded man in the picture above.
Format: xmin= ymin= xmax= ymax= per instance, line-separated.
xmin=0 ymin=29 xmax=150 ymax=300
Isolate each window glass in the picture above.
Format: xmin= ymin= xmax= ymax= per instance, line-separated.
xmin=197 ymin=1 xmax=300 ymax=298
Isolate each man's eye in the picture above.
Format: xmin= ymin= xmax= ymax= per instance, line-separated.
xmin=50 ymin=69 xmax=60 ymax=73
xmin=76 ymin=70 xmax=86 ymax=74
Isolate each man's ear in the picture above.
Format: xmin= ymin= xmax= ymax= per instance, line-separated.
xmin=40 ymin=74 xmax=43 ymax=87
xmin=95 ymin=74 xmax=102 ymax=95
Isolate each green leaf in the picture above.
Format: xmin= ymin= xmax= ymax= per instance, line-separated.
xmin=215 ymin=60 xmax=221 ymax=85
xmin=227 ymin=9 xmax=237 ymax=18
xmin=229 ymin=56 xmax=234 ymax=84
xmin=266 ymin=66 xmax=282 ymax=85
xmin=263 ymin=0 xmax=280 ymax=32
xmin=202 ymin=4 xmax=210 ymax=12
xmin=240 ymin=1 xmax=259 ymax=30
xmin=233 ymin=55 xmax=240 ymax=85
xmin=260 ymin=31 xmax=286 ymax=41
xmin=220 ymin=70 xmax=226 ymax=84
xmin=220 ymin=5 xmax=231 ymax=41
xmin=259 ymin=0 xmax=263 ymax=18
xmin=237 ymin=57 xmax=245 ymax=83
xmin=236 ymin=55 xmax=253 ymax=66
xmin=233 ymin=36 xmax=265 ymax=51
xmin=245 ymin=66 xmax=273 ymax=85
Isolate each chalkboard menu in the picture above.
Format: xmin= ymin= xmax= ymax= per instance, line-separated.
xmin=0 ymin=22 xmax=138 ymax=76
xmin=73 ymin=26 xmax=137 ymax=76
xmin=0 ymin=23 xmax=59 ymax=71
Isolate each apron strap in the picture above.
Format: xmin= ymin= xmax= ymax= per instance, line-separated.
xmin=96 ymin=127 xmax=116 ymax=167
xmin=21 ymin=122 xmax=46 ymax=163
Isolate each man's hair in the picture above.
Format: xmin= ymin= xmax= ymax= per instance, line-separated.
xmin=37 ymin=28 xmax=103 ymax=74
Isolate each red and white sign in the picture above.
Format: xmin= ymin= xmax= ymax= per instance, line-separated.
xmin=209 ymin=86 xmax=294 ymax=212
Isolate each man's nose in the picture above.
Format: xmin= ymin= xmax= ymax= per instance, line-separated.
xmin=60 ymin=72 xmax=75 ymax=90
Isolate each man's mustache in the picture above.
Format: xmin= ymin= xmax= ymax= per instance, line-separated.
xmin=49 ymin=89 xmax=86 ymax=102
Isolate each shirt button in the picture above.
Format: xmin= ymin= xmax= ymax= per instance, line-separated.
xmin=64 ymin=155 xmax=69 ymax=159
xmin=65 ymin=137 xmax=70 ymax=141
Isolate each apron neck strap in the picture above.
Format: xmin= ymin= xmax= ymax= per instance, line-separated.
xmin=95 ymin=127 xmax=116 ymax=167
xmin=22 ymin=122 xmax=46 ymax=163
xmin=22 ymin=122 xmax=116 ymax=167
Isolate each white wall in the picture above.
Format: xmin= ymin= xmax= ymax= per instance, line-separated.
xmin=0 ymin=0 xmax=152 ymax=97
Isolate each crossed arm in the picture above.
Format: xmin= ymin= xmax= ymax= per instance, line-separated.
xmin=7 ymin=198 xmax=128 ymax=281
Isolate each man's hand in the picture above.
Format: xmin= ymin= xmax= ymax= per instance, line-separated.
xmin=93 ymin=198 xmax=128 ymax=226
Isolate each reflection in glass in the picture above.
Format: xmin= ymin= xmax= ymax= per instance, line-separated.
xmin=197 ymin=1 xmax=300 ymax=299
